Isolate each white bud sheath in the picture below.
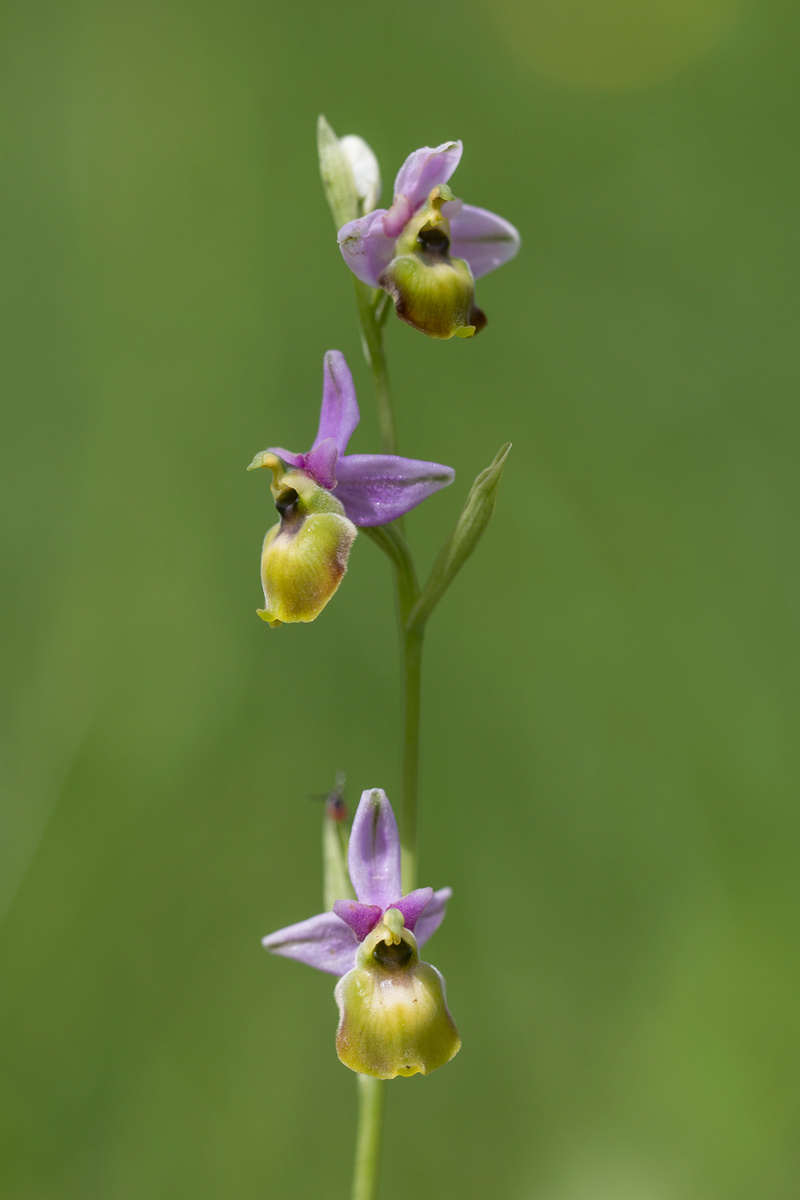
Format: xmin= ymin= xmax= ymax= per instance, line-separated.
xmin=339 ymin=135 xmax=381 ymax=213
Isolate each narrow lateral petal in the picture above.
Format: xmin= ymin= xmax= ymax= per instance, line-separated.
xmin=312 ymin=351 xmax=360 ymax=456
xmin=393 ymin=142 xmax=463 ymax=211
xmin=267 ymin=446 xmax=305 ymax=471
xmin=262 ymin=910 xmax=357 ymax=976
xmin=394 ymin=886 xmax=434 ymax=933
xmin=382 ymin=192 xmax=414 ymax=239
xmin=446 ymin=202 xmax=521 ymax=280
xmin=338 ymin=209 xmax=397 ymax=288
xmin=333 ymin=454 xmax=455 ymax=527
xmin=348 ymin=788 xmax=402 ymax=909
xmin=333 ymin=899 xmax=383 ymax=942
xmin=303 ymin=438 xmax=339 ymax=491
xmin=414 ymin=887 xmax=452 ymax=948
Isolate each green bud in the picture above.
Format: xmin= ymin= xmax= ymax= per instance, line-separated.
xmin=379 ymin=186 xmax=487 ymax=340
xmin=334 ymin=909 xmax=461 ymax=1079
xmin=408 ymin=442 xmax=512 ymax=632
xmin=247 ymin=452 xmax=357 ymax=628
xmin=317 ymin=115 xmax=361 ymax=230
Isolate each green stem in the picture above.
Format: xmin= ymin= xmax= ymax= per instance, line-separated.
xmin=399 ymin=626 xmax=423 ymax=894
xmin=352 ymin=279 xmax=398 ymax=455
xmin=351 ymin=1076 xmax=386 ymax=1200
xmin=352 ymin=277 xmax=426 ymax=1200
xmin=362 ymin=519 xmax=422 ymax=895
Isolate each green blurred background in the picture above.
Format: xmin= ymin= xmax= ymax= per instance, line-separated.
xmin=2 ymin=0 xmax=798 ymax=1196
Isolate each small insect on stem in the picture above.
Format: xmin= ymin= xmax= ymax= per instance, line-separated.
xmin=311 ymin=770 xmax=348 ymax=822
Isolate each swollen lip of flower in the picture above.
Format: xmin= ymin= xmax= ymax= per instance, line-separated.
xmin=247 ymin=453 xmax=356 ymax=627
xmin=262 ymin=788 xmax=460 ymax=1079
xmin=248 ymin=351 xmax=454 ymax=626
xmin=337 ymin=140 xmax=520 ymax=339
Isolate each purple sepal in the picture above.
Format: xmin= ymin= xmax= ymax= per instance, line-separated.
xmin=414 ymin=887 xmax=452 ymax=948
xmin=333 ymin=899 xmax=383 ymax=942
xmin=333 ymin=455 xmax=456 ymax=527
xmin=348 ymin=788 xmax=402 ymax=910
xmin=393 ymin=141 xmax=463 ymax=210
xmin=446 ymin=201 xmax=522 ymax=281
xmin=338 ymin=208 xmax=397 ymax=288
xmin=261 ymin=910 xmax=357 ymax=977
xmin=312 ymin=351 xmax=359 ymax=455
xmin=394 ymin=887 xmax=433 ymax=933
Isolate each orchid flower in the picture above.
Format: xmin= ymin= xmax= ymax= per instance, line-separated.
xmin=248 ymin=350 xmax=454 ymax=625
xmin=262 ymin=788 xmax=460 ymax=1078
xmin=338 ymin=140 xmax=520 ymax=339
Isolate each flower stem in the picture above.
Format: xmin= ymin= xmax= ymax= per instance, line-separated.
xmin=351 ymin=1075 xmax=386 ymax=1200
xmin=399 ymin=626 xmax=423 ymax=894
xmin=353 ymin=277 xmax=425 ymax=1200
xmin=352 ymin=278 xmax=398 ymax=456
xmin=362 ymin=518 xmax=422 ymax=896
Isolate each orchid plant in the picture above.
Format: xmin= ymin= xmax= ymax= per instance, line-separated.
xmin=250 ymin=119 xmax=519 ymax=1200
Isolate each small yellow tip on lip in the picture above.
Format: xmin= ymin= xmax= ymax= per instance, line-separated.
xmin=257 ymin=609 xmax=282 ymax=628
xmin=247 ymin=450 xmax=282 ymax=473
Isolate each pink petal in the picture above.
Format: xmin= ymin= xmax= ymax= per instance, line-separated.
xmin=267 ymin=447 xmax=305 ymax=470
xmin=394 ymin=887 xmax=434 ymax=933
xmin=303 ymin=438 xmax=339 ymax=491
xmin=414 ymin=887 xmax=452 ymax=948
xmin=393 ymin=142 xmax=463 ymax=211
xmin=333 ymin=899 xmax=383 ymax=942
xmin=382 ymin=193 xmax=414 ymax=239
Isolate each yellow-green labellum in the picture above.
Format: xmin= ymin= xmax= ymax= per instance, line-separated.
xmin=334 ymin=909 xmax=460 ymax=1079
xmin=250 ymin=453 xmax=357 ymax=627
